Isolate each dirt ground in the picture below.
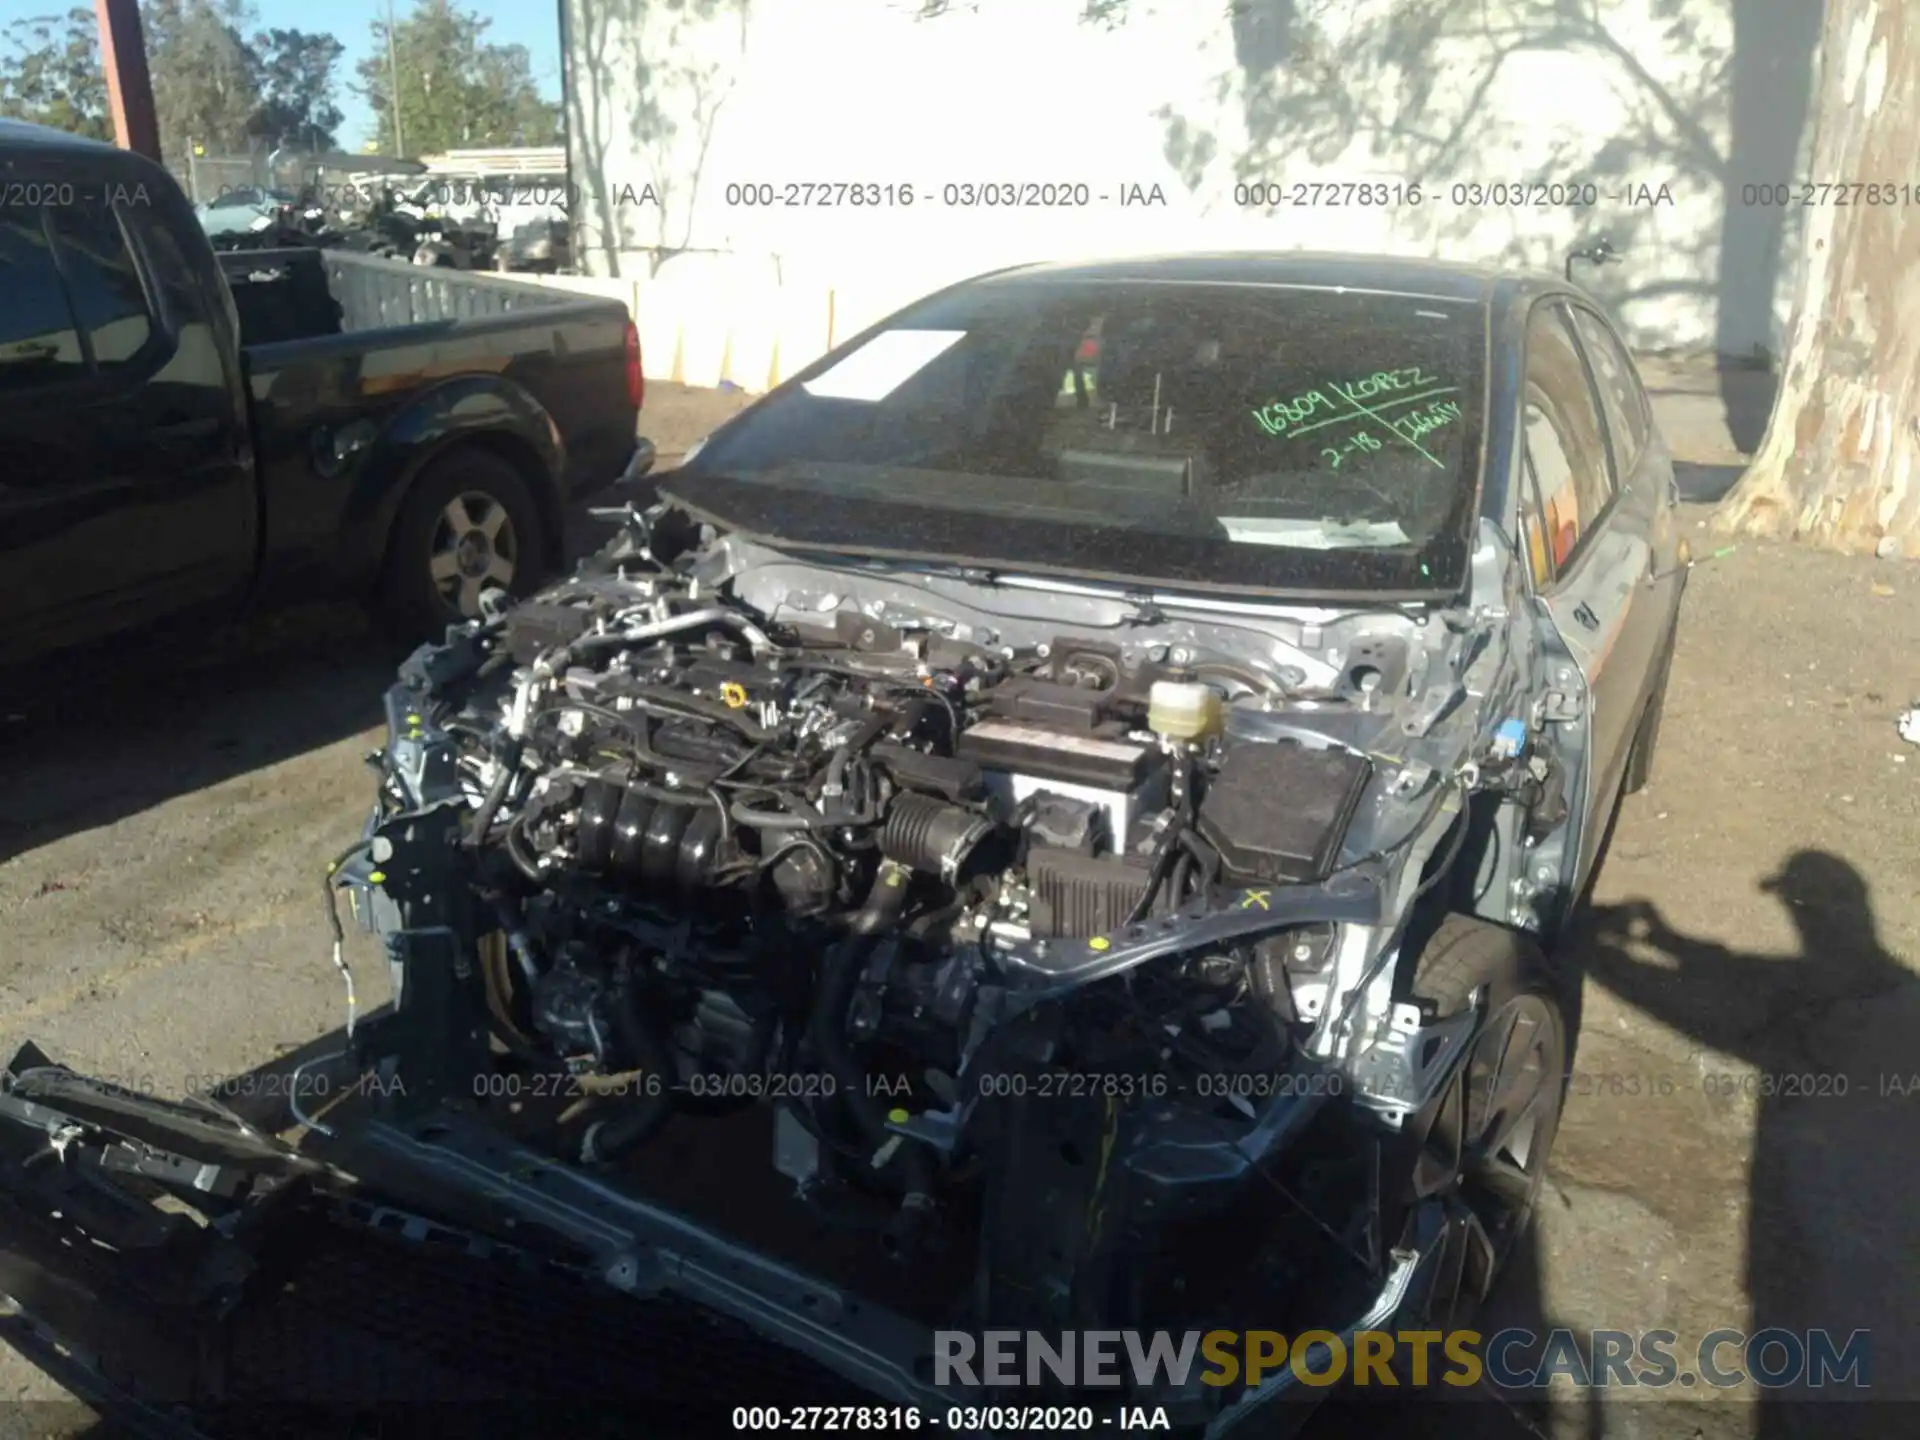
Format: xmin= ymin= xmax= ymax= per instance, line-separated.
xmin=3 ymin=374 xmax=1918 ymax=1436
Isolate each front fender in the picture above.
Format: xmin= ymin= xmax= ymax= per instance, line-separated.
xmin=338 ymin=374 xmax=565 ymax=577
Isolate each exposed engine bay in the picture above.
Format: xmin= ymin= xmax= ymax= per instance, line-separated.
xmin=379 ymin=546 xmax=1369 ymax=1201
xmin=335 ymin=496 xmax=1583 ymax=1358
xmin=0 ymin=497 xmax=1597 ymax=1436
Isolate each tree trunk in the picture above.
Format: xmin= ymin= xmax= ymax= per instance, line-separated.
xmin=1714 ymin=0 xmax=1920 ymax=552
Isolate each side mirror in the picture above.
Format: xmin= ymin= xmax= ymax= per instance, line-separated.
xmin=1565 ymin=238 xmax=1621 ymax=281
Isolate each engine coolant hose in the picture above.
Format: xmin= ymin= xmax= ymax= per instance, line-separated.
xmin=810 ymin=861 xmax=936 ymax=1216
xmin=465 ymin=738 xmax=524 ymax=848
xmin=576 ymin=972 xmax=679 ymax=1165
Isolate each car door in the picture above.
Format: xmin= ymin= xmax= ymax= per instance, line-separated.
xmin=1518 ymin=300 xmax=1649 ymax=878
xmin=1564 ymin=300 xmax=1686 ymax=696
xmin=0 ymin=170 xmax=253 ymax=665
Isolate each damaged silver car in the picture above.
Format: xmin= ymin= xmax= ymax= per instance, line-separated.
xmin=0 ymin=253 xmax=1688 ymax=1436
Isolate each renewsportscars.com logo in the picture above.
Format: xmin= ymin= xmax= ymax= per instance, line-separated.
xmin=933 ymin=1328 xmax=1872 ymax=1391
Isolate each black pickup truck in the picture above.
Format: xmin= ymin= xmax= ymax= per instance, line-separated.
xmin=0 ymin=119 xmax=654 ymax=668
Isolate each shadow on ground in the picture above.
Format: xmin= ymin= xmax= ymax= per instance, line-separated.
xmin=1565 ymin=852 xmax=1912 ymax=1439
xmin=16 ymin=856 xmax=1913 ymax=1437
xmin=0 ymin=486 xmax=651 ymax=869
xmin=1675 ymin=460 xmax=1750 ymax=504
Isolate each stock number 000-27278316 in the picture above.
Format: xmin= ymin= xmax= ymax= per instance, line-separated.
xmin=731 ymin=1406 xmax=1105 ymax=1432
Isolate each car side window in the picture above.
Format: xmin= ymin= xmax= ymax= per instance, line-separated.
xmin=1524 ymin=388 xmax=1585 ymax=573
xmin=1519 ymin=454 xmax=1556 ymax=588
xmin=0 ymin=209 xmax=87 ymax=391
xmin=52 ymin=204 xmax=155 ymax=367
xmin=1568 ymin=303 xmax=1651 ymax=475
xmin=1523 ymin=304 xmax=1614 ymax=570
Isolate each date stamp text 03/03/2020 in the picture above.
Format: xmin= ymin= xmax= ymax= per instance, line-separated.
xmin=712 ymin=179 xmax=1682 ymax=210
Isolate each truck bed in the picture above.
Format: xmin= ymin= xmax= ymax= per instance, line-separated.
xmin=219 ymin=249 xmax=641 ymax=600
xmin=217 ymin=247 xmax=584 ymax=346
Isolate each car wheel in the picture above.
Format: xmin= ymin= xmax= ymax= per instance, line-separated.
xmin=1622 ymin=626 xmax=1676 ymax=794
xmin=377 ymin=446 xmax=547 ymax=639
xmin=1396 ymin=915 xmax=1569 ymax=1333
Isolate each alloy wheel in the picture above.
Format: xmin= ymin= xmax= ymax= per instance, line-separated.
xmin=428 ymin=490 xmax=519 ymax=617
xmin=1408 ymin=990 xmax=1566 ymax=1328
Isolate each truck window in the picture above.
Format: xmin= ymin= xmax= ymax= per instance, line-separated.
xmin=53 ymin=204 xmax=154 ymax=366
xmin=0 ymin=210 xmax=86 ymax=390
xmin=0 ymin=203 xmax=154 ymax=390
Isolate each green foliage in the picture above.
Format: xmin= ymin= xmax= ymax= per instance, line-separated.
xmin=144 ymin=0 xmax=260 ymax=155
xmin=356 ymin=0 xmax=561 ymax=156
xmin=0 ymin=1 xmax=344 ymax=154
xmin=0 ymin=7 xmax=113 ymax=141
xmin=253 ymin=28 xmax=346 ymax=152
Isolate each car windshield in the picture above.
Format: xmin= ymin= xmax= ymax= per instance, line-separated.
xmin=668 ymin=277 xmax=1489 ymax=596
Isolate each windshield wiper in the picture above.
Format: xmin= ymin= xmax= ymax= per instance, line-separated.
xmin=897 ymin=559 xmax=1001 ymax=585
xmin=752 ymin=544 xmax=1003 ymax=587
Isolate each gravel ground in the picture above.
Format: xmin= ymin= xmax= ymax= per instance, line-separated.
xmin=3 ymin=373 xmax=1917 ymax=1437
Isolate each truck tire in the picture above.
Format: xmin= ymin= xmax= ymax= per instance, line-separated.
xmin=1398 ymin=915 xmax=1569 ymax=1327
xmin=377 ymin=446 xmax=548 ymax=639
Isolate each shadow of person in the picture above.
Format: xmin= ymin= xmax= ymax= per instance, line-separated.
xmin=1579 ymin=852 xmax=1917 ymax=1437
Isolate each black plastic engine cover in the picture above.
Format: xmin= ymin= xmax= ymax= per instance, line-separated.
xmin=1196 ymin=740 xmax=1373 ymax=884
xmin=575 ymin=777 xmax=724 ymax=893
xmin=956 ymin=721 xmax=1156 ymax=790
xmin=871 ymin=742 xmax=985 ymax=803
xmin=988 ymin=678 xmax=1112 ymax=732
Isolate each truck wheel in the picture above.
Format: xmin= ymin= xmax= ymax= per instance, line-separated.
xmin=378 ymin=447 xmax=547 ymax=638
xmin=1397 ymin=916 xmax=1569 ymax=1330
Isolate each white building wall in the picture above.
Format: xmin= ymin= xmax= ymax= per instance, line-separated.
xmin=560 ymin=0 xmax=1821 ymax=390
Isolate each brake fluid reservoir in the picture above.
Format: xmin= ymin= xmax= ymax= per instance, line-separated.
xmin=1148 ymin=680 xmax=1223 ymax=740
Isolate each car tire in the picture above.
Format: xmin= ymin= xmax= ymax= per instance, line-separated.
xmin=1397 ymin=915 xmax=1570 ymax=1329
xmin=376 ymin=446 xmax=548 ymax=640
xmin=1622 ymin=625 xmax=1676 ymax=795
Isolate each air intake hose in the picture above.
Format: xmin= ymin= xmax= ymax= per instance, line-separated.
xmin=809 ymin=861 xmax=935 ymax=1212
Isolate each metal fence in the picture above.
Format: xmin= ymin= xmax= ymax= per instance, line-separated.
xmin=174 ymin=153 xmax=272 ymax=204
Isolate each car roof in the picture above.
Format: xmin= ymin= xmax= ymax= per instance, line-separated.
xmin=973 ymin=250 xmax=1566 ymax=309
